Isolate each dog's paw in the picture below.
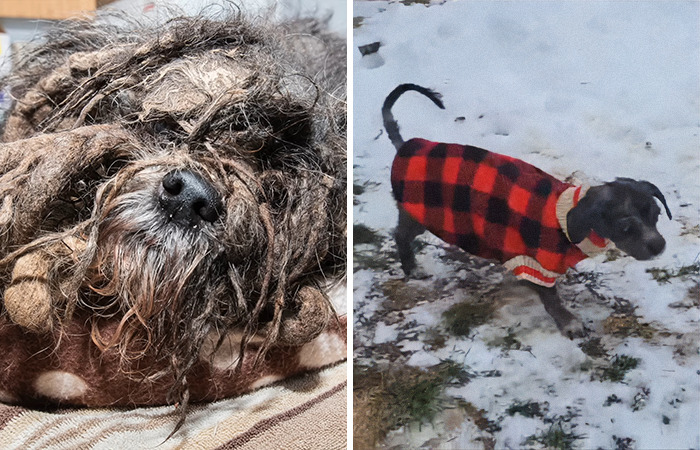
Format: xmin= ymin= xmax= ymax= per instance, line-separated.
xmin=405 ymin=267 xmax=432 ymax=280
xmin=562 ymin=319 xmax=588 ymax=340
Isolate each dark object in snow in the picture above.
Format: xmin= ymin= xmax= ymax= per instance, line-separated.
xmin=359 ymin=41 xmax=381 ymax=56
xmin=632 ymin=387 xmax=651 ymax=411
xmin=579 ymin=337 xmax=608 ymax=358
xmin=381 ymin=83 xmax=672 ymax=339
xmin=613 ymin=435 xmax=636 ymax=450
xmin=507 ymin=400 xmax=546 ymax=418
xmin=603 ymin=394 xmax=623 ymax=407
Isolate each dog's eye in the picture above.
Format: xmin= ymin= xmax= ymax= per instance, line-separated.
xmin=617 ymin=218 xmax=637 ymax=235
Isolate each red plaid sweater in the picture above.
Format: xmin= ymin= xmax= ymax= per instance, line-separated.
xmin=391 ymin=138 xmax=609 ymax=287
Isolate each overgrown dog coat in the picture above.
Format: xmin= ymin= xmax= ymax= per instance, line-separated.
xmin=391 ymin=138 xmax=610 ymax=287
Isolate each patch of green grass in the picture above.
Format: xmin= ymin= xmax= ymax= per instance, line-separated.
xmin=353 ymin=359 xmax=471 ymax=446
xmin=354 ymin=223 xmax=382 ymax=246
xmin=394 ymin=374 xmax=444 ymax=426
xmin=600 ymin=355 xmax=640 ymax=382
xmin=353 ymin=16 xmax=364 ymax=28
xmin=443 ymin=300 xmax=496 ymax=337
xmin=506 ymin=400 xmax=545 ymax=418
xmin=646 ymin=263 xmax=700 ymax=284
xmin=524 ymin=421 xmax=584 ymax=450
xmin=385 ymin=360 xmax=469 ymax=427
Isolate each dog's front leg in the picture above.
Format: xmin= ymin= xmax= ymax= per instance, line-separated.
xmin=394 ymin=208 xmax=429 ymax=278
xmin=527 ymin=282 xmax=586 ymax=339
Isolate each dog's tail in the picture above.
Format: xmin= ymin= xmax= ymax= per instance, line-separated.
xmin=382 ymin=83 xmax=445 ymax=150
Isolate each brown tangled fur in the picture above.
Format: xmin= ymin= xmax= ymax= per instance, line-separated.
xmin=0 ymin=7 xmax=345 ymax=422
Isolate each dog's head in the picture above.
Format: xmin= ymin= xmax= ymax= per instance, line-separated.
xmin=567 ymin=178 xmax=671 ymax=260
xmin=0 ymin=11 xmax=346 ymax=405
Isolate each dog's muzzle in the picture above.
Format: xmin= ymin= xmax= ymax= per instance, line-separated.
xmin=158 ymin=169 xmax=223 ymax=228
xmin=643 ymin=233 xmax=666 ymax=259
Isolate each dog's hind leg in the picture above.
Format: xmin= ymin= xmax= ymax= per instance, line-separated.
xmin=526 ymin=282 xmax=587 ymax=339
xmin=394 ymin=208 xmax=428 ymax=278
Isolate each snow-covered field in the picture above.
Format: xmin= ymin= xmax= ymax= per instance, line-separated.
xmin=352 ymin=1 xmax=699 ymax=448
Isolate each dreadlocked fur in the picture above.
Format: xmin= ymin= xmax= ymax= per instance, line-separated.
xmin=0 ymin=7 xmax=345 ymax=420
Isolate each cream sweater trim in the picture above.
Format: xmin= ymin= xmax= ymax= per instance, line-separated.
xmin=556 ymin=185 xmax=614 ymax=257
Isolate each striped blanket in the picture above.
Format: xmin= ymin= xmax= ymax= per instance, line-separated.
xmin=0 ymin=362 xmax=346 ymax=449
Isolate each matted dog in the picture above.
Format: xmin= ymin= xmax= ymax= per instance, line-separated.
xmin=383 ymin=84 xmax=671 ymax=337
xmin=0 ymin=10 xmax=346 ymax=429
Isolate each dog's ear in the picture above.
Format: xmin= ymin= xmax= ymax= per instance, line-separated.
xmin=567 ymin=189 xmax=606 ymax=243
xmin=638 ymin=180 xmax=672 ymax=220
xmin=614 ymin=178 xmax=672 ymax=220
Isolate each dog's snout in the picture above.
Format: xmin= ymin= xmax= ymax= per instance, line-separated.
xmin=647 ymin=235 xmax=666 ymax=257
xmin=159 ymin=169 xmax=222 ymax=227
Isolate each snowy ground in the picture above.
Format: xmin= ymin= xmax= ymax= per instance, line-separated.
xmin=352 ymin=1 xmax=699 ymax=449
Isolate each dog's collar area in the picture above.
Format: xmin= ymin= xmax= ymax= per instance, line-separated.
xmin=504 ymin=185 xmax=613 ymax=288
xmin=556 ymin=185 xmax=612 ymax=256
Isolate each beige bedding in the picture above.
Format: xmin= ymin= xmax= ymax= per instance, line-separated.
xmin=0 ymin=362 xmax=346 ymax=449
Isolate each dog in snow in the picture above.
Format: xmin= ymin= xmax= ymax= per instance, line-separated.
xmin=383 ymin=83 xmax=671 ymax=337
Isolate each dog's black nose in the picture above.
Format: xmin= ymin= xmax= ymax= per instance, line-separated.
xmin=647 ymin=236 xmax=666 ymax=256
xmin=159 ymin=169 xmax=222 ymax=227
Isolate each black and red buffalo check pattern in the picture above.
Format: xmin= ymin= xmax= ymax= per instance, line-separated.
xmin=391 ymin=138 xmax=590 ymax=283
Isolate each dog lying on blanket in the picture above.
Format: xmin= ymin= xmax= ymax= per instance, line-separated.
xmin=0 ymin=10 xmax=346 ymax=427
xmin=383 ymin=84 xmax=671 ymax=337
